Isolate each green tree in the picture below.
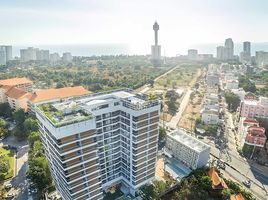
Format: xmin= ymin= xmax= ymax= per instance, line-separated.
xmin=159 ymin=127 xmax=166 ymax=141
xmin=200 ymin=176 xmax=212 ymax=191
xmin=0 ymin=127 xmax=8 ymax=138
xmin=13 ymin=109 xmax=26 ymax=126
xmin=23 ymin=118 xmax=39 ymax=134
xmin=27 ymin=156 xmax=52 ymax=193
xmin=28 ymin=131 xmax=40 ymax=147
xmin=239 ymin=75 xmax=256 ymax=93
xmin=140 ymin=184 xmax=156 ymax=199
xmin=221 ymin=188 xmax=231 ymax=200
xmin=0 ymin=159 xmax=9 ymax=173
xmin=0 ymin=119 xmax=6 ymax=127
xmin=224 ymin=91 xmax=241 ymax=111
xmin=0 ymin=103 xmax=12 ymax=118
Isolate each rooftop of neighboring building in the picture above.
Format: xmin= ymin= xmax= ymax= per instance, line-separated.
xmin=247 ymin=126 xmax=266 ymax=137
xmin=29 ymin=86 xmax=90 ymax=103
xmin=5 ymin=86 xmax=30 ymax=99
xmin=0 ymin=77 xmax=32 ymax=86
xmin=208 ymin=168 xmax=228 ymax=190
xmin=202 ymin=108 xmax=219 ymax=115
xmin=168 ymin=129 xmax=210 ymax=153
xmin=227 ymin=79 xmax=238 ymax=83
xmin=230 ymin=193 xmax=245 ymax=200
xmin=243 ymin=118 xmax=259 ymax=126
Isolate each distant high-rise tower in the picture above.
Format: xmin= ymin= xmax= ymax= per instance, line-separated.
xmin=151 ymin=21 xmax=161 ymax=67
xmin=224 ymin=38 xmax=234 ymax=60
xmin=243 ymin=41 xmax=251 ymax=56
xmin=240 ymin=41 xmax=251 ymax=64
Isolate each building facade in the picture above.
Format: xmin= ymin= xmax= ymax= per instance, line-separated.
xmin=165 ymin=129 xmax=210 ymax=169
xmin=63 ymin=52 xmax=73 ymax=62
xmin=239 ymin=97 xmax=268 ymax=118
xmin=35 ymin=90 xmax=160 ymax=200
xmin=0 ymin=47 xmax=6 ymax=66
xmin=187 ymin=49 xmax=198 ymax=60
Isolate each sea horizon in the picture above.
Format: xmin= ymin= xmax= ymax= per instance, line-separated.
xmin=11 ymin=42 xmax=268 ymax=57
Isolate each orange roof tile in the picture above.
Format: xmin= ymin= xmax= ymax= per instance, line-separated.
xmin=0 ymin=77 xmax=32 ymax=86
xmin=29 ymin=86 xmax=90 ymax=103
xmin=5 ymin=87 xmax=29 ymax=99
xmin=230 ymin=194 xmax=245 ymax=200
xmin=0 ymin=85 xmax=13 ymax=90
xmin=208 ymin=168 xmax=228 ymax=190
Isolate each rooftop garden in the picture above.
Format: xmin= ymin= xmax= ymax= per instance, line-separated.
xmin=37 ymin=102 xmax=93 ymax=128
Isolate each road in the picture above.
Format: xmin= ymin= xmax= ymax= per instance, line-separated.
xmin=165 ymin=89 xmax=192 ymax=129
xmin=204 ymin=95 xmax=268 ymax=199
xmin=1 ymin=135 xmax=29 ymax=200
xmin=137 ymin=66 xmax=179 ymax=94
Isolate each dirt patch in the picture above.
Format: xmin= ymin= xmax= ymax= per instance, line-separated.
xmin=160 ymin=113 xmax=173 ymax=122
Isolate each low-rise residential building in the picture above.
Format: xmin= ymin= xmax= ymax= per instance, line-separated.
xmin=238 ymin=118 xmax=259 ymax=145
xmin=226 ymin=80 xmax=239 ymax=90
xmin=0 ymin=77 xmax=33 ymax=92
xmin=5 ymin=87 xmax=31 ymax=111
xmin=230 ymin=194 xmax=245 ymax=200
xmin=231 ymin=88 xmax=246 ymax=101
xmin=239 ymin=97 xmax=268 ymax=118
xmin=244 ymin=126 xmax=267 ymax=147
xmin=238 ymin=118 xmax=267 ymax=148
xmin=28 ymin=86 xmax=90 ymax=113
xmin=165 ymin=129 xmax=210 ymax=169
xmin=206 ymin=73 xmax=220 ymax=87
xmin=208 ymin=168 xmax=228 ymax=193
xmin=201 ymin=109 xmax=219 ymax=125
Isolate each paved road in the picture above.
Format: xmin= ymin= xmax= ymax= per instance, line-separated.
xmin=1 ymin=135 xmax=29 ymax=200
xmin=165 ymin=89 xmax=192 ymax=129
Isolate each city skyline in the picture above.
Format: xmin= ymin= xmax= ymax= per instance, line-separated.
xmin=1 ymin=0 xmax=268 ymax=56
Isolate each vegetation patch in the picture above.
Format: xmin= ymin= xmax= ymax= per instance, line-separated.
xmin=0 ymin=147 xmax=14 ymax=181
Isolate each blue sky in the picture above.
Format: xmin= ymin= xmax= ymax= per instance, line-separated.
xmin=1 ymin=0 xmax=268 ymax=55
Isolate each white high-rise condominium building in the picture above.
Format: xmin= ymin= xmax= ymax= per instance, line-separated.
xmin=37 ymin=50 xmax=50 ymax=61
xmin=50 ymin=53 xmax=61 ymax=64
xmin=0 ymin=45 xmax=12 ymax=65
xmin=216 ymin=46 xmax=226 ymax=60
xmin=243 ymin=41 xmax=251 ymax=55
xmin=35 ymin=90 xmax=160 ymax=200
xmin=20 ymin=47 xmax=38 ymax=62
xmin=62 ymin=52 xmax=73 ymax=62
xmin=225 ymin=38 xmax=234 ymax=60
xmin=0 ymin=47 xmax=6 ymax=66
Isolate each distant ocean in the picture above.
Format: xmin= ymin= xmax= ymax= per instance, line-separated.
xmin=12 ymin=42 xmax=268 ymax=57
xmin=12 ymin=44 xmax=132 ymax=57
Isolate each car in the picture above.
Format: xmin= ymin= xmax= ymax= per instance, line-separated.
xmin=5 ymin=192 xmax=15 ymax=198
xmin=4 ymin=183 xmax=12 ymax=189
xmin=242 ymin=180 xmax=251 ymax=188
xmin=197 ymin=136 xmax=204 ymax=139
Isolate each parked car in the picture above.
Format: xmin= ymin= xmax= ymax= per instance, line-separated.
xmin=5 ymin=192 xmax=15 ymax=198
xmin=4 ymin=183 xmax=12 ymax=189
xmin=242 ymin=180 xmax=251 ymax=188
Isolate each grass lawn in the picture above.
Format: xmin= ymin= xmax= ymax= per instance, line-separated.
xmin=0 ymin=147 xmax=15 ymax=180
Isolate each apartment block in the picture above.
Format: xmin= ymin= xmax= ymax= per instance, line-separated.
xmin=165 ymin=129 xmax=210 ymax=169
xmin=35 ymin=90 xmax=160 ymax=200
xmin=239 ymin=97 xmax=268 ymax=118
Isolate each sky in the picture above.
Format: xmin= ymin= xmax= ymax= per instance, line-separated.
xmin=1 ymin=0 xmax=268 ymax=56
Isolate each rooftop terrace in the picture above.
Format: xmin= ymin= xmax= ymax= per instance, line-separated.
xmin=36 ymin=89 xmax=160 ymax=127
xmin=37 ymin=101 xmax=93 ymax=128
